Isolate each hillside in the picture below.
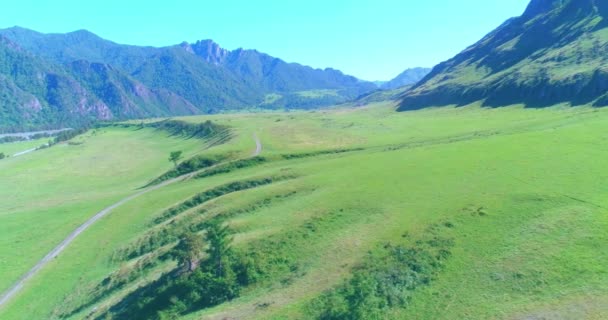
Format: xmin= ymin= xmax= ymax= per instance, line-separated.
xmin=381 ymin=67 xmax=430 ymax=89
xmin=0 ymin=27 xmax=376 ymax=131
xmin=2 ymin=103 xmax=608 ymax=320
xmin=0 ymin=36 xmax=109 ymax=131
xmin=399 ymin=0 xmax=608 ymax=110
xmin=68 ymin=60 xmax=199 ymax=118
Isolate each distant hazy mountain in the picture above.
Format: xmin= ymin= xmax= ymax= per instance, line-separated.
xmin=399 ymin=0 xmax=608 ymax=110
xmin=0 ymin=27 xmax=376 ymax=132
xmin=381 ymin=67 xmax=430 ymax=89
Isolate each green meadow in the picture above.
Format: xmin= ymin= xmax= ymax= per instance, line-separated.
xmin=1 ymin=101 xmax=607 ymax=319
xmin=0 ymin=138 xmax=48 ymax=157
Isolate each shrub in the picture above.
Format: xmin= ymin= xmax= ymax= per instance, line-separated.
xmin=146 ymin=153 xmax=230 ymax=187
xmin=281 ymin=148 xmax=364 ymax=160
xmin=308 ymin=231 xmax=455 ymax=319
xmin=194 ymin=156 xmax=267 ymax=179
xmin=154 ymin=176 xmax=285 ymax=224
xmin=102 ymin=223 xmax=241 ymax=320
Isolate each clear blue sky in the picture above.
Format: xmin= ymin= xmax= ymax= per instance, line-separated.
xmin=0 ymin=0 xmax=531 ymax=81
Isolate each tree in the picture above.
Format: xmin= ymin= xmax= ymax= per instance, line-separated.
xmin=171 ymin=232 xmax=204 ymax=273
xmin=169 ymin=151 xmax=183 ymax=168
xmin=204 ymin=221 xmax=233 ymax=277
xmin=0 ymin=152 xmax=5 ymax=160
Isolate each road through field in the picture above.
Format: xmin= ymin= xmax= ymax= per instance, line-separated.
xmin=12 ymin=148 xmax=38 ymax=157
xmin=0 ymin=133 xmax=261 ymax=309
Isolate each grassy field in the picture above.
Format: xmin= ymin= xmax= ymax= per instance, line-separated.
xmin=0 ymin=138 xmax=49 ymax=156
xmin=1 ymin=101 xmax=607 ymax=319
xmin=0 ymin=127 xmax=223 ymax=295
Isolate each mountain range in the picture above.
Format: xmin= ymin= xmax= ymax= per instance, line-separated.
xmin=381 ymin=67 xmax=431 ymax=90
xmin=0 ymin=27 xmax=378 ymax=132
xmin=399 ymin=0 xmax=608 ymax=110
xmin=6 ymin=0 xmax=599 ymax=132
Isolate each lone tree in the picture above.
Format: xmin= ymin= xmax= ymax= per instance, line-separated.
xmin=171 ymin=232 xmax=204 ymax=273
xmin=0 ymin=152 xmax=5 ymax=160
xmin=169 ymin=151 xmax=183 ymax=168
xmin=204 ymin=220 xmax=233 ymax=277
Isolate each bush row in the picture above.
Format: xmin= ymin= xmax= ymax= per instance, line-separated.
xmin=193 ymin=156 xmax=268 ymax=180
xmin=154 ymin=176 xmax=290 ymax=224
xmin=281 ymin=148 xmax=364 ymax=160
xmin=146 ymin=153 xmax=232 ymax=187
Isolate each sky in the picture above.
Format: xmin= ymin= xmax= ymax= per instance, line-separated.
xmin=0 ymin=0 xmax=531 ymax=81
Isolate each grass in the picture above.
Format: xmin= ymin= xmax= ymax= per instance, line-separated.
xmin=0 ymin=127 xmax=216 ymax=295
xmin=0 ymin=137 xmax=49 ymax=156
xmin=294 ymin=90 xmax=340 ymax=98
xmin=1 ymin=101 xmax=608 ymax=319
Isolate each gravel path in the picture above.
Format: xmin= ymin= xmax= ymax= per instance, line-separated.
xmin=0 ymin=134 xmax=262 ymax=309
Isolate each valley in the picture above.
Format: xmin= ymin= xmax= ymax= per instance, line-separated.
xmin=1 ymin=0 xmax=608 ymax=319
xmin=1 ymin=101 xmax=607 ymax=319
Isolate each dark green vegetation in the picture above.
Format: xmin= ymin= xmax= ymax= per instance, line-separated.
xmin=104 ymin=119 xmax=232 ymax=146
xmin=0 ymin=131 xmax=56 ymax=144
xmin=188 ymin=148 xmax=362 ymax=181
xmin=169 ymin=151 xmax=184 ymax=168
xmin=193 ymin=157 xmax=268 ymax=180
xmin=400 ymin=0 xmax=608 ymax=110
xmin=309 ymin=222 xmax=456 ymax=320
xmin=0 ymin=27 xmax=376 ymax=132
xmin=145 ymin=119 xmax=230 ymax=141
xmin=0 ymin=36 xmax=101 ymax=132
xmin=280 ymin=148 xmax=364 ymax=160
xmin=0 ymin=152 xmax=5 ymax=159
xmin=101 ymin=222 xmax=241 ymax=320
xmin=154 ymin=176 xmax=290 ymax=224
xmin=51 ymin=128 xmax=84 ymax=145
xmin=147 ymin=153 xmax=230 ymax=187
xmin=0 ymin=136 xmax=27 ymax=144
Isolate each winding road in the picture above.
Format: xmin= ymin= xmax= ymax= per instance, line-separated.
xmin=0 ymin=133 xmax=262 ymax=308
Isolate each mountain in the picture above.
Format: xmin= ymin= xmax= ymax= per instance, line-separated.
xmin=0 ymin=27 xmax=376 ymax=131
xmin=0 ymin=27 xmax=156 ymax=73
xmin=68 ymin=60 xmax=199 ymax=118
xmin=0 ymin=36 xmax=110 ymax=131
xmin=381 ymin=67 xmax=431 ymax=89
xmin=399 ymin=0 xmax=608 ymax=110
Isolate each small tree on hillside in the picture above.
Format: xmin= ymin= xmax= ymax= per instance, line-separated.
xmin=171 ymin=232 xmax=204 ymax=273
xmin=0 ymin=152 xmax=5 ymax=160
xmin=169 ymin=151 xmax=183 ymax=168
xmin=204 ymin=220 xmax=233 ymax=277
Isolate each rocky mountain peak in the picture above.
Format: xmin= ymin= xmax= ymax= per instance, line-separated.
xmin=188 ymin=39 xmax=230 ymax=65
xmin=179 ymin=41 xmax=195 ymax=54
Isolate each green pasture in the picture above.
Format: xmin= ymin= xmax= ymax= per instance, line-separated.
xmin=1 ymin=102 xmax=607 ymax=319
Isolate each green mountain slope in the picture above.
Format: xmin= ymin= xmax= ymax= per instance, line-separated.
xmin=69 ymin=60 xmax=199 ymax=118
xmin=130 ymin=46 xmax=263 ymax=112
xmin=0 ymin=37 xmax=109 ymax=131
xmin=184 ymin=40 xmax=374 ymax=95
xmin=399 ymin=0 xmax=608 ymax=110
xmin=0 ymin=27 xmax=376 ymax=126
xmin=0 ymin=27 xmax=154 ymax=73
